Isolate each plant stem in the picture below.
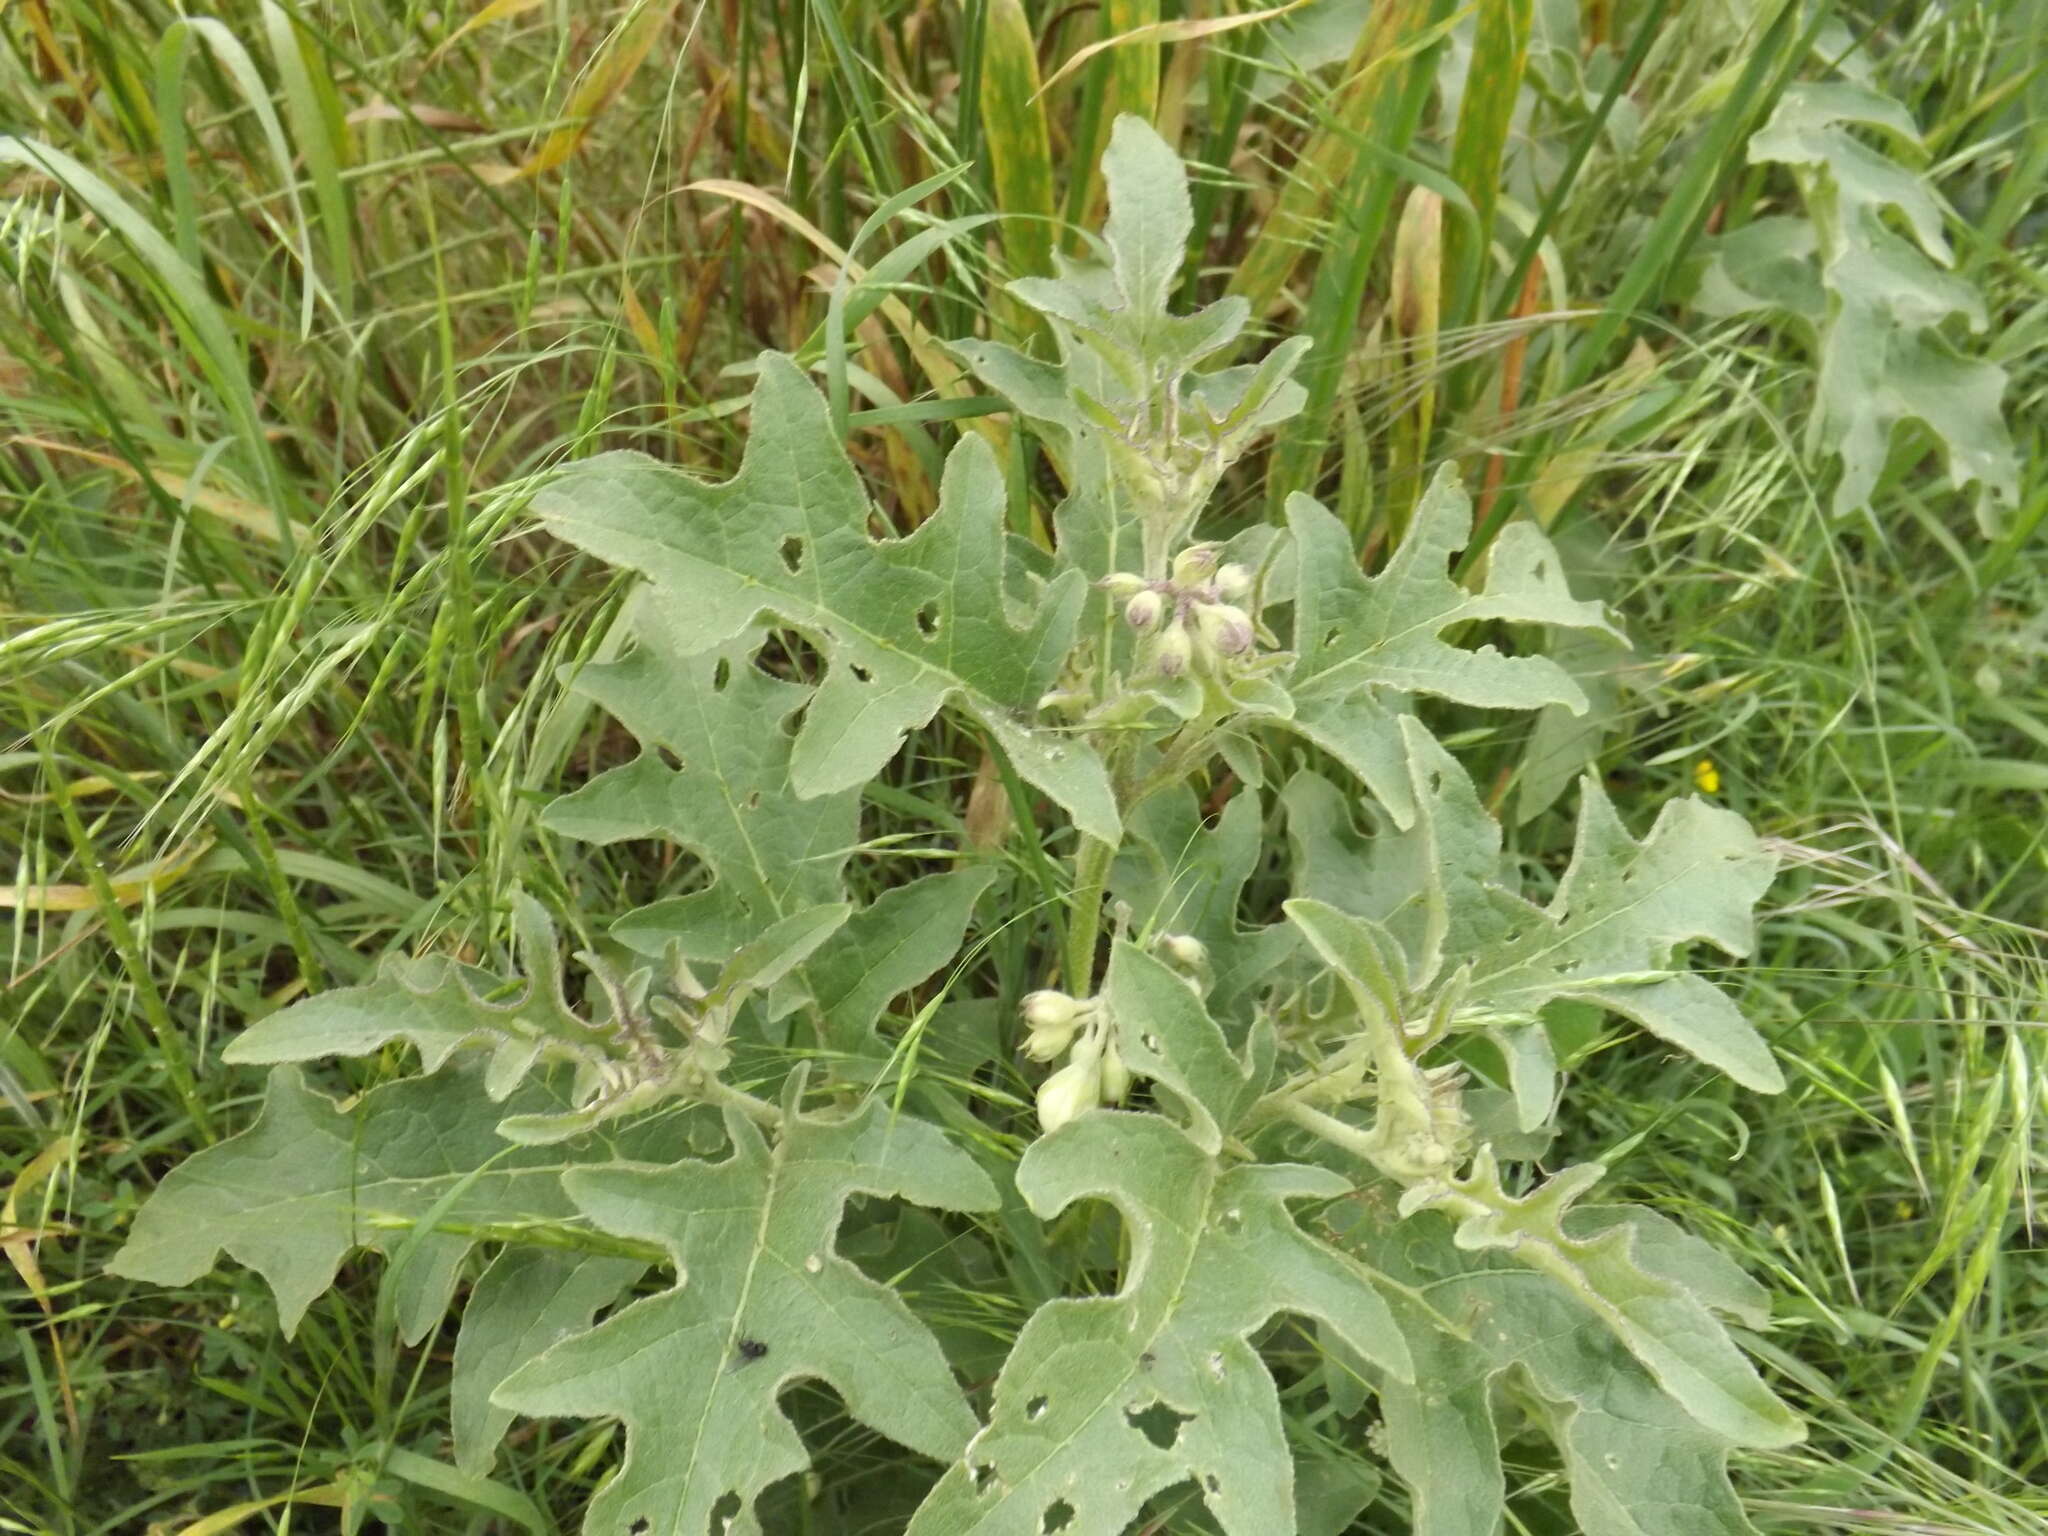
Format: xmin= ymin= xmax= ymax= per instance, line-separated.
xmin=1064 ymin=834 xmax=1115 ymax=994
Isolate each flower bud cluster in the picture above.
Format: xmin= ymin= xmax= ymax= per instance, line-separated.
xmin=1098 ymin=545 xmax=1258 ymax=680
xmin=1018 ymin=989 xmax=1133 ymax=1133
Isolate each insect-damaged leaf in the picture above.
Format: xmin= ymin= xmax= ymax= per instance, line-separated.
xmin=532 ymin=360 xmax=1119 ymax=843
xmin=542 ymin=622 xmax=860 ymax=961
xmin=908 ymin=1113 xmax=1409 ymax=1536
xmin=494 ymin=1089 xmax=997 ymax=1536
xmin=106 ymin=1064 xmax=657 ymax=1342
xmin=1280 ymin=470 xmax=1621 ymax=827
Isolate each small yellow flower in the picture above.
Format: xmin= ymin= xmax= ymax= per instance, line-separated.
xmin=1693 ymin=758 xmax=1721 ymax=795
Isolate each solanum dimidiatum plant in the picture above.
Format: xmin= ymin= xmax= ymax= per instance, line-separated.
xmin=113 ymin=120 xmax=1802 ymax=1535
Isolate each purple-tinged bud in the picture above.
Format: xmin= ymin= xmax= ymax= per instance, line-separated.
xmin=1171 ymin=544 xmax=1222 ymax=586
xmin=1195 ymin=602 xmax=1255 ymax=657
xmin=1151 ymin=620 xmax=1194 ymax=677
xmin=1098 ymin=572 xmax=1148 ymax=600
xmin=1124 ymin=589 xmax=1166 ymax=631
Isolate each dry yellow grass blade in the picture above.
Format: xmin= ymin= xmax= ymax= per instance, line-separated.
xmin=14 ymin=437 xmax=312 ymax=544
xmin=684 ymin=178 xmax=979 ymax=414
xmin=481 ymin=0 xmax=680 ymax=185
xmin=1230 ymin=0 xmax=1436 ymax=316
xmin=1 ymin=839 xmax=212 ymax=912
xmin=164 ymin=1485 xmax=348 ymax=1536
xmin=1039 ymin=0 xmax=1308 ymax=98
xmin=427 ymin=0 xmax=547 ymax=64
xmin=0 ymin=770 xmax=164 ymax=804
xmin=4 ymin=1132 xmax=79 ymax=1436
xmin=979 ymin=0 xmax=1056 ymax=283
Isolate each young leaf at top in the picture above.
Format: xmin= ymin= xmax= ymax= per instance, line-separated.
xmin=949 ymin=114 xmax=1310 ymax=580
xmin=1278 ymin=470 xmax=1622 ymax=827
xmin=908 ymin=1113 xmax=1411 ymax=1536
xmin=493 ymin=1088 xmax=997 ymax=1536
xmin=532 ymin=360 xmax=1119 ymax=842
xmin=106 ymin=1064 xmax=661 ymax=1343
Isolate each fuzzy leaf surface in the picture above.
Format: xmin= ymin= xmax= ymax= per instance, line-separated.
xmin=1281 ymin=471 xmax=1620 ymax=826
xmin=453 ymin=1249 xmax=646 ymax=1475
xmin=1330 ymin=1201 xmax=1775 ymax=1536
xmin=807 ymin=866 xmax=995 ymax=1056
xmin=494 ymin=1095 xmax=998 ymax=1536
xmin=106 ymin=1065 xmax=653 ymax=1342
xmin=949 ymin=116 xmax=1308 ymax=580
xmin=1109 ymin=786 xmax=1296 ymax=1016
xmin=1102 ymin=938 xmax=1272 ymax=1154
xmin=533 ymin=358 xmax=1118 ymax=841
xmin=1288 ymin=719 xmax=1781 ymax=1091
xmin=224 ymin=895 xmax=594 ymax=1094
xmin=1744 ymin=81 xmax=2016 ymax=529
xmin=908 ymin=1113 xmax=1409 ymax=1536
xmin=543 ymin=623 xmax=860 ymax=959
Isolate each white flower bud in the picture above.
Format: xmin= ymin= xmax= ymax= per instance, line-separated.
xmin=1171 ymin=544 xmax=1222 ymax=586
xmin=1157 ymin=933 xmax=1208 ymax=971
xmin=1022 ymin=1023 xmax=1077 ymax=1062
xmin=1214 ymin=563 xmax=1252 ymax=601
xmin=1022 ymin=990 xmax=1080 ymax=1030
xmin=1098 ymin=572 xmax=1148 ymax=600
xmin=1123 ymin=589 xmax=1166 ymax=632
xmin=1036 ymin=1053 xmax=1102 ymax=1134
xmin=1151 ymin=620 xmax=1194 ymax=678
xmin=1194 ymin=602 xmax=1255 ymax=657
xmin=1098 ymin=1039 xmax=1132 ymax=1104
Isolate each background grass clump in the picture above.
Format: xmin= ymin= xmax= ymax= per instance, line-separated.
xmin=0 ymin=1 xmax=2042 ymax=1531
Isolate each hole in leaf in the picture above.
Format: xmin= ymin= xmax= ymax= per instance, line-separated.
xmin=629 ymin=1522 xmax=649 ymax=1536
xmin=656 ymin=746 xmax=685 ymax=772
xmin=708 ymin=1491 xmax=741 ymax=1535
xmin=1533 ymin=559 xmax=1549 ymax=581
xmin=743 ymin=791 xmax=762 ymax=811
xmin=779 ymin=535 xmax=806 ymax=575
xmin=850 ymin=661 xmax=873 ymax=683
xmin=1025 ymin=1395 xmax=1048 ymax=1421
xmin=1141 ymin=1033 xmax=1162 ymax=1053
xmin=1323 ymin=627 xmax=1340 ymax=649
xmin=782 ymin=701 xmax=808 ymax=739
xmin=1041 ymin=1500 xmax=1075 ymax=1533
xmin=712 ymin=658 xmax=731 ymax=692
xmin=915 ymin=602 xmax=941 ymax=640
xmin=972 ymin=1462 xmax=998 ymax=1494
xmin=1204 ymin=1474 xmax=1221 ymax=1495
xmin=1124 ymin=1399 xmax=1193 ymax=1449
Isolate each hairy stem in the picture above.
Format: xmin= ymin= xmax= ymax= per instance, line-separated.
xmin=1064 ymin=833 xmax=1116 ymax=994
